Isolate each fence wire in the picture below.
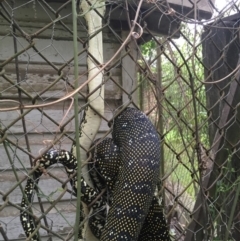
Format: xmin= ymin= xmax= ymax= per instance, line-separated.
xmin=1 ymin=0 xmax=240 ymax=240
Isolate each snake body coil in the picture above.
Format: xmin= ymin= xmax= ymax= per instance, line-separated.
xmin=89 ymin=137 xmax=170 ymax=241
xmin=100 ymin=107 xmax=161 ymax=241
xmin=21 ymin=107 xmax=170 ymax=240
xmin=20 ymin=150 xmax=106 ymax=240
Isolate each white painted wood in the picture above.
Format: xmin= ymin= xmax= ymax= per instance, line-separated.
xmin=0 ymin=1 xmax=122 ymax=240
xmin=0 ymin=64 xmax=121 ymax=100
xmin=0 ymin=106 xmax=114 ymax=171
xmin=0 ymin=36 xmax=119 ymax=65
xmin=1 ymin=212 xmax=75 ymax=240
xmin=121 ymin=31 xmax=138 ymax=106
xmin=78 ymin=1 xmax=106 ymax=240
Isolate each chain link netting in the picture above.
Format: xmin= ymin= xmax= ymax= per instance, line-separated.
xmin=1 ymin=0 xmax=240 ymax=240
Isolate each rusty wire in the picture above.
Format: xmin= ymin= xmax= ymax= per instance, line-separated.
xmin=1 ymin=0 xmax=240 ymax=241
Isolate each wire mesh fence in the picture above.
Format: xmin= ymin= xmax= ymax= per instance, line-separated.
xmin=1 ymin=0 xmax=240 ymax=240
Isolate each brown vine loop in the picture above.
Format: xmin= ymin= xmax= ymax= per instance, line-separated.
xmin=167 ymin=8 xmax=176 ymax=16
xmin=131 ymin=21 xmax=143 ymax=39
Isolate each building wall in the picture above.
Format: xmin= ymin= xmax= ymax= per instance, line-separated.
xmin=0 ymin=1 xmax=124 ymax=240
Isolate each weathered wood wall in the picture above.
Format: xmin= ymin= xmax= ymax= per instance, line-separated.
xmin=0 ymin=0 xmax=215 ymax=240
xmin=0 ymin=1 xmax=130 ymax=240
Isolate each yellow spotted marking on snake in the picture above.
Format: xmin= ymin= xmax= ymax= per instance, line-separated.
xmin=20 ymin=107 xmax=170 ymax=241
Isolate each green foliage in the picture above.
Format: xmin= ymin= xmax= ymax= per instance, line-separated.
xmin=141 ymin=39 xmax=156 ymax=57
xmin=215 ymin=151 xmax=240 ymax=195
xmin=140 ymin=24 xmax=209 ymax=198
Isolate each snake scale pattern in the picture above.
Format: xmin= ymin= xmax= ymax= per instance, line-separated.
xmin=20 ymin=107 xmax=170 ymax=240
xmin=20 ymin=149 xmax=106 ymax=240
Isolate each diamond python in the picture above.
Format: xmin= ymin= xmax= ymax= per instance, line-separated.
xmin=20 ymin=107 xmax=170 ymax=240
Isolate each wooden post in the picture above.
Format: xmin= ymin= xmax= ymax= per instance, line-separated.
xmin=121 ymin=31 xmax=138 ymax=106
